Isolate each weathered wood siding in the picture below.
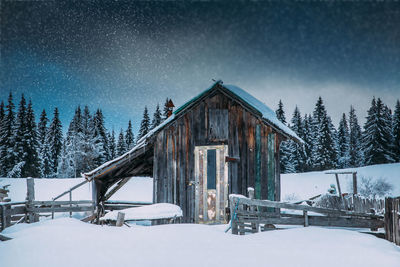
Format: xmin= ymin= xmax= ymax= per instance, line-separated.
xmin=153 ymin=90 xmax=282 ymax=222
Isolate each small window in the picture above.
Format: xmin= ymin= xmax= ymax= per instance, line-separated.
xmin=207 ymin=149 xmax=216 ymax=189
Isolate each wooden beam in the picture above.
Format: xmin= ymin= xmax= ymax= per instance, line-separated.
xmin=104 ymin=177 xmax=132 ymax=201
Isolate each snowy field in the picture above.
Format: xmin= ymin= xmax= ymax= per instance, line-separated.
xmin=1 ymin=218 xmax=400 ymax=267
xmin=281 ymin=163 xmax=400 ymax=201
xmin=0 ymin=176 xmax=153 ymax=203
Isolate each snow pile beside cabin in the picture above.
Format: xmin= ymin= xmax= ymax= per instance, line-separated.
xmin=281 ymin=162 xmax=400 ymax=201
xmin=1 ymin=218 xmax=400 ymax=267
xmin=102 ymin=203 xmax=182 ymax=221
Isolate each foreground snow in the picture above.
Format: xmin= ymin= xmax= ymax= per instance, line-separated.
xmin=282 ymin=163 xmax=400 ymax=201
xmin=1 ymin=218 xmax=399 ymax=267
xmin=102 ymin=203 xmax=182 ymax=221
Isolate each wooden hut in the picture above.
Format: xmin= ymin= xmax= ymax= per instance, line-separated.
xmin=84 ymin=81 xmax=302 ymax=223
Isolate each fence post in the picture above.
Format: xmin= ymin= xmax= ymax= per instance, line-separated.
xmin=116 ymin=212 xmax=125 ymax=227
xmin=230 ymin=197 xmax=238 ymax=235
xmin=26 ymin=178 xmax=36 ymax=223
xmin=304 ymin=210 xmax=309 ymax=227
xmin=69 ymin=190 xmax=72 ymax=218
xmin=352 ymin=173 xmax=358 ymax=195
xmin=248 ymin=187 xmax=259 ymax=233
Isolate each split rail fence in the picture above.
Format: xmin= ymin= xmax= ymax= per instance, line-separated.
xmin=229 ymin=193 xmax=384 ymax=235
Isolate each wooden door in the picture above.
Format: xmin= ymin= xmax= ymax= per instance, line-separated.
xmin=194 ymin=145 xmax=228 ymax=224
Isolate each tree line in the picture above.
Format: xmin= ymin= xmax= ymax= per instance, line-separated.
xmin=0 ymin=93 xmax=172 ymax=178
xmin=276 ymin=97 xmax=400 ymax=173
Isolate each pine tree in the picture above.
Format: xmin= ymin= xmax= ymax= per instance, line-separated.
xmin=362 ymin=97 xmax=395 ymax=165
xmin=0 ymin=101 xmax=5 ymax=176
xmin=47 ymin=107 xmax=63 ymax=177
xmin=117 ymin=129 xmax=127 ymax=156
xmin=0 ymin=101 xmax=4 ymax=125
xmin=311 ymin=97 xmax=337 ymax=171
xmin=286 ymin=107 xmax=306 ymax=173
xmin=151 ymin=104 xmax=163 ymax=129
xmin=393 ymin=100 xmax=400 ymax=162
xmin=92 ymin=109 xmax=110 ymax=165
xmin=80 ymin=106 xmax=97 ymax=174
xmin=22 ymin=100 xmax=41 ymax=177
xmin=12 ymin=94 xmax=27 ymax=177
xmin=348 ymin=106 xmax=363 ymax=167
xmin=337 ymin=113 xmax=350 ymax=168
xmin=302 ymin=114 xmax=313 ymax=171
xmin=125 ymin=120 xmax=135 ymax=150
xmin=138 ymin=106 xmax=150 ymax=140
xmin=275 ymin=100 xmax=286 ymax=124
xmin=162 ymin=98 xmax=170 ymax=121
xmin=109 ymin=130 xmax=117 ymax=159
xmin=38 ymin=109 xmax=51 ymax=177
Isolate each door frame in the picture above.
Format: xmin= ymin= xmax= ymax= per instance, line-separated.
xmin=194 ymin=145 xmax=228 ymax=224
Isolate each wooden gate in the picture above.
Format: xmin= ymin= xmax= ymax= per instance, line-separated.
xmin=194 ymin=145 xmax=228 ymax=224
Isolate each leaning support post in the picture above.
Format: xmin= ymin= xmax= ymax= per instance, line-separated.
xmin=116 ymin=212 xmax=125 ymax=227
xmin=303 ymin=210 xmax=309 ymax=227
xmin=26 ymin=178 xmax=36 ymax=223
xmin=335 ymin=174 xmax=342 ymax=197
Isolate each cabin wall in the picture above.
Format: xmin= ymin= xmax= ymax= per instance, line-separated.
xmin=153 ymin=91 xmax=282 ymax=222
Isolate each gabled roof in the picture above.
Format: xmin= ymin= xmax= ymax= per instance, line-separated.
xmin=84 ymin=81 xmax=302 ymax=180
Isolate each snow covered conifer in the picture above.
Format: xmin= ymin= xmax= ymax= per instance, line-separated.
xmin=109 ymin=130 xmax=116 ymax=159
xmin=337 ymin=113 xmax=350 ymax=168
xmin=38 ymin=110 xmax=52 ymax=177
xmin=12 ymin=94 xmax=28 ymax=176
xmin=125 ymin=120 xmax=135 ymax=149
xmin=162 ymin=98 xmax=170 ymax=121
xmin=151 ymin=103 xmax=162 ymax=129
xmin=0 ymin=93 xmax=15 ymax=176
xmin=286 ymin=107 xmax=306 ymax=173
xmin=47 ymin=107 xmax=63 ymax=177
xmin=311 ymin=97 xmax=337 ymax=171
xmin=275 ymin=100 xmax=290 ymax=173
xmin=275 ymin=100 xmax=286 ymax=124
xmin=22 ymin=100 xmax=40 ymax=177
xmin=393 ymin=100 xmax=400 ymax=162
xmin=138 ymin=106 xmax=150 ymax=140
xmin=92 ymin=109 xmax=110 ymax=165
xmin=348 ymin=106 xmax=363 ymax=167
xmin=362 ymin=97 xmax=395 ymax=165
xmin=117 ymin=129 xmax=127 ymax=156
xmin=302 ymin=114 xmax=313 ymax=171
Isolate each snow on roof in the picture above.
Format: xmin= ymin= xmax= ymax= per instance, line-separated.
xmin=223 ymin=84 xmax=302 ymax=142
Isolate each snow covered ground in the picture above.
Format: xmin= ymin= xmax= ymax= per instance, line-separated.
xmin=1 ymin=218 xmax=400 ymax=267
xmin=103 ymin=203 xmax=182 ymax=221
xmin=281 ymin=163 xmax=400 ymax=201
xmin=0 ymin=176 xmax=153 ymax=203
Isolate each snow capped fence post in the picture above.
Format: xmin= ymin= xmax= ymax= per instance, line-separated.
xmin=248 ymin=187 xmax=259 ymax=233
xmin=116 ymin=212 xmax=125 ymax=227
xmin=26 ymin=178 xmax=37 ymax=223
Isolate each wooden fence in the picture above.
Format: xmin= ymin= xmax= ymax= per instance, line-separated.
xmin=229 ymin=193 xmax=384 ymax=235
xmin=0 ymin=178 xmax=95 ymax=232
xmin=385 ymin=197 xmax=400 ymax=246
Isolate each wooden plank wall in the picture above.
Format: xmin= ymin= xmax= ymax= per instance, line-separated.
xmin=153 ymin=90 xmax=282 ymax=222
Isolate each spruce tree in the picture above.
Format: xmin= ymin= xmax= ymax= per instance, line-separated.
xmin=80 ymin=106 xmax=97 ymax=173
xmin=348 ymin=106 xmax=363 ymax=167
xmin=23 ymin=100 xmax=41 ymax=177
xmin=362 ymin=97 xmax=395 ymax=165
xmin=302 ymin=114 xmax=313 ymax=171
xmin=92 ymin=109 xmax=110 ymax=165
xmin=275 ymin=100 xmax=289 ymax=173
xmin=109 ymin=130 xmax=117 ymax=159
xmin=311 ymin=97 xmax=337 ymax=171
xmin=0 ymin=101 xmax=5 ymax=176
xmin=117 ymin=129 xmax=127 ymax=156
xmin=125 ymin=120 xmax=135 ymax=150
xmin=12 ymin=94 xmax=27 ymax=176
xmin=275 ymin=100 xmax=286 ymax=124
xmin=286 ymin=107 xmax=306 ymax=173
xmin=393 ymin=100 xmax=400 ymax=162
xmin=162 ymin=98 xmax=170 ymax=121
xmin=0 ymin=101 xmax=4 ymax=125
xmin=38 ymin=109 xmax=52 ymax=177
xmin=47 ymin=107 xmax=63 ymax=177
xmin=151 ymin=104 xmax=163 ymax=129
xmin=337 ymin=113 xmax=350 ymax=168
xmin=138 ymin=106 xmax=150 ymax=140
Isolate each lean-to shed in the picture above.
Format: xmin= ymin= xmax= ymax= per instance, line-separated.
xmin=84 ymin=81 xmax=302 ymax=223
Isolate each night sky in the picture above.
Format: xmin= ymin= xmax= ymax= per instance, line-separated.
xmin=1 ymin=1 xmax=399 ymax=134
